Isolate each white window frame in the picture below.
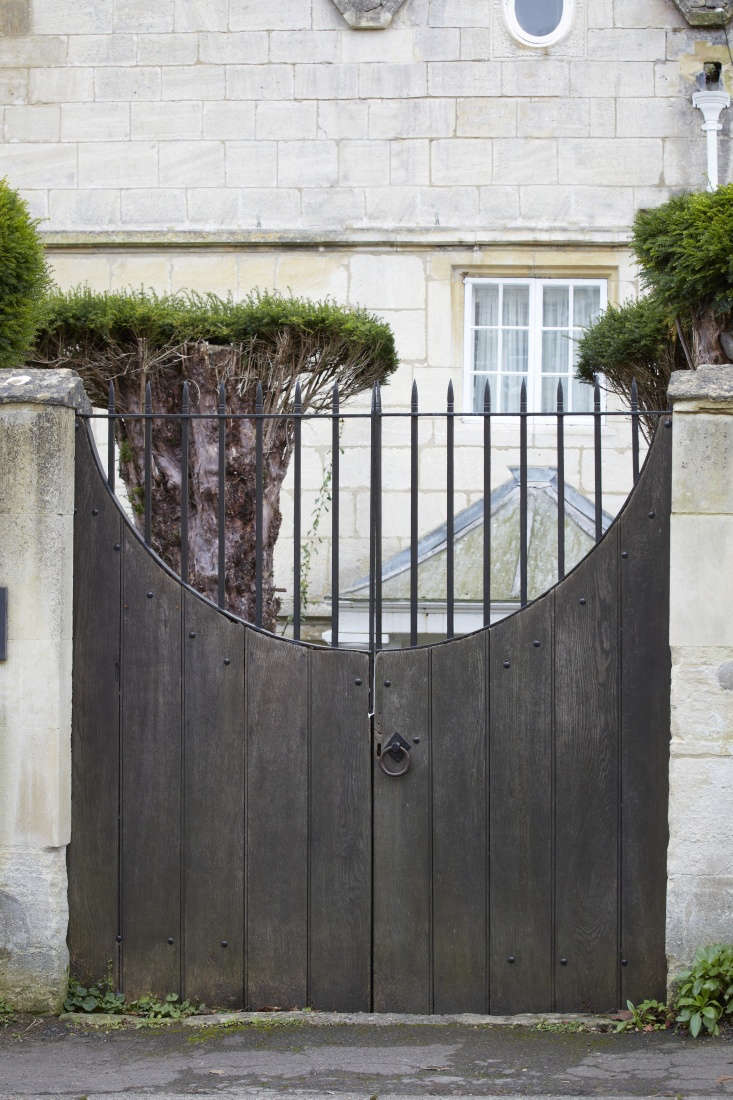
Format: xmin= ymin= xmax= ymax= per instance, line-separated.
xmin=463 ymin=276 xmax=608 ymax=415
xmin=503 ymin=0 xmax=575 ymax=48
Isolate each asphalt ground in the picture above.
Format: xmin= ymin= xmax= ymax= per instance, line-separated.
xmin=0 ymin=1015 xmax=732 ymax=1099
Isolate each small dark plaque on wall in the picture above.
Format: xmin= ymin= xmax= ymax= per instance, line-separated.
xmin=0 ymin=588 xmax=7 ymax=661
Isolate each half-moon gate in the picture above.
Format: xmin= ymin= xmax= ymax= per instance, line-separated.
xmin=69 ymin=419 xmax=670 ymax=1013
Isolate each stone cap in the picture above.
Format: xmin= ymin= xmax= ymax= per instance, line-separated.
xmin=0 ymin=368 xmax=91 ymax=414
xmin=669 ymin=364 xmax=733 ymax=405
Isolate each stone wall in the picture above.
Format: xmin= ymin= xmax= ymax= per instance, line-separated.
xmin=0 ymin=0 xmax=726 ymax=236
xmin=0 ymin=370 xmax=89 ymax=1012
xmin=667 ymin=365 xmax=733 ymax=978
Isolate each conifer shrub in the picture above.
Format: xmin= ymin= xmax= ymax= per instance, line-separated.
xmin=0 ymin=178 xmax=49 ymax=370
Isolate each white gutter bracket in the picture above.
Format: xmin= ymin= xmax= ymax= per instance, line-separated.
xmin=692 ymin=77 xmax=731 ymax=190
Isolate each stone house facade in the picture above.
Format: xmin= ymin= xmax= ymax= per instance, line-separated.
xmin=1 ymin=0 xmax=730 ymax=634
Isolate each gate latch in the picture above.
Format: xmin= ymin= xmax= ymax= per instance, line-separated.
xmin=378 ymin=731 xmax=411 ymax=777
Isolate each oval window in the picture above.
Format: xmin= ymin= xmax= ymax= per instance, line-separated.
xmin=504 ymin=0 xmax=574 ymax=47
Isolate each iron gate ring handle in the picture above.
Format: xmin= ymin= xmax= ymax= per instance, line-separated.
xmin=379 ymin=741 xmax=411 ymax=777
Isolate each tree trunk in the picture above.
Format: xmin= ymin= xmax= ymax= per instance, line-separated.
xmin=693 ymin=306 xmax=730 ymax=365
xmin=115 ymin=344 xmax=290 ymax=631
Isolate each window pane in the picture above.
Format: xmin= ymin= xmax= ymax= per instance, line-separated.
xmin=473 ymin=374 xmax=496 ymax=412
xmin=474 ymin=328 xmax=498 ymax=371
xmin=542 ymin=330 xmax=569 ymax=373
xmin=573 ymin=285 xmax=601 ymax=329
xmin=515 ymin=0 xmax=563 ymax=36
xmin=474 ymin=284 xmax=499 ymax=327
xmin=501 ymin=374 xmax=526 ymax=413
xmin=572 ymin=378 xmax=595 ymax=412
xmin=541 ymin=376 xmax=564 ymax=411
xmin=502 ymin=285 xmax=529 ymax=326
xmin=502 ymin=329 xmax=528 ymax=373
xmin=543 ymin=285 xmax=569 ymax=328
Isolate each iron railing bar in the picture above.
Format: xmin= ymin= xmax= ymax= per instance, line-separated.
xmin=144 ymin=380 xmax=152 ymax=546
xmin=631 ymin=377 xmax=640 ymax=486
xmin=293 ymin=382 xmax=302 ymax=642
xmin=180 ymin=381 xmax=190 ymax=586
xmin=519 ymin=380 xmax=528 ymax=608
xmin=594 ymin=377 xmax=603 ymax=543
xmin=375 ymin=384 xmax=382 ymax=655
xmin=410 ymin=380 xmax=418 ymax=648
xmin=85 ymin=408 xmax=672 ymax=421
xmin=255 ymin=380 xmax=264 ymax=627
xmin=446 ymin=380 xmax=455 ymax=639
xmin=483 ymin=380 xmax=491 ymax=628
xmin=217 ymin=380 xmax=226 ymax=609
xmin=331 ymin=383 xmax=339 ymax=648
xmin=368 ymin=385 xmax=377 ymax=660
xmin=107 ymin=380 xmax=116 ymax=492
xmin=556 ymin=380 xmax=565 ymax=583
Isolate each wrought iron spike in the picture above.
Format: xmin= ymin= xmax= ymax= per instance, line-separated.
xmin=294 ymin=379 xmax=302 ymax=411
xmin=483 ymin=378 xmax=491 ymax=412
xmin=447 ymin=378 xmax=454 ymax=410
xmin=556 ymin=378 xmax=564 ymax=410
xmin=255 ymin=380 xmax=263 ymax=411
xmin=411 ymin=378 xmax=418 ymax=412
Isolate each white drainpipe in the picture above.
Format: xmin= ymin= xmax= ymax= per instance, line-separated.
xmin=692 ymin=82 xmax=730 ymax=190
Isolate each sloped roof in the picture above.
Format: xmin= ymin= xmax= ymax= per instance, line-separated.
xmin=343 ymin=468 xmax=612 ymax=605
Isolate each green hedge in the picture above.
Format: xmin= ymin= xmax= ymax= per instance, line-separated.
xmin=0 ymin=179 xmax=49 ymax=370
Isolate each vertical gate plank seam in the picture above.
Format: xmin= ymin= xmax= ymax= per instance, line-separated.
xmin=616 ymin=523 xmax=623 ymax=1012
xmin=485 ymin=628 xmax=491 ymax=1015
xmin=179 ymin=593 xmax=187 ymax=999
xmin=118 ymin=529 xmax=126 ymax=994
xmin=242 ymin=629 xmax=248 ymax=1010
xmin=424 ymin=642 xmax=431 ymax=1012
xmin=306 ymin=647 xmax=312 ymax=1008
xmin=550 ymin=588 xmax=557 ymax=1013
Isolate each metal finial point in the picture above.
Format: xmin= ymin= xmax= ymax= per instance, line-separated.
xmin=447 ymin=379 xmax=454 ymax=411
xmin=520 ymin=378 xmax=527 ymax=411
xmin=145 ymin=380 xmax=152 ymax=408
xmin=594 ymin=375 xmax=601 ymax=410
xmin=294 ymin=380 xmax=302 ymax=413
xmin=332 ymin=381 xmax=339 ymax=411
xmin=483 ymin=378 xmax=491 ymax=412
xmin=255 ymin=380 xmax=263 ymax=412
xmin=411 ymin=379 xmax=418 ymax=412
xmin=108 ymin=379 xmax=115 ymax=408
xmin=556 ymin=378 xmax=564 ymax=411
xmin=630 ymin=377 xmax=639 ymax=408
xmin=374 ymin=381 xmax=381 ymax=411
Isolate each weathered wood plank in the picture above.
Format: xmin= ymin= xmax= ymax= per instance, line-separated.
xmin=431 ymin=631 xmax=488 ymax=1013
xmin=309 ymin=647 xmax=371 ymax=1010
xmin=490 ymin=597 xmax=553 ymax=1013
xmin=69 ymin=426 xmax=122 ymax=985
xmin=183 ymin=590 xmax=245 ymax=1008
xmin=554 ymin=529 xmax=619 ymax=1013
xmin=245 ymin=629 xmax=309 ymax=1009
xmin=120 ymin=525 xmax=182 ymax=998
xmin=373 ymin=647 xmax=431 ymax=1013
xmin=619 ymin=423 xmax=671 ymax=1004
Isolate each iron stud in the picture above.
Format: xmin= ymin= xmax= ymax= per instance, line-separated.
xmin=622 ymin=551 xmax=628 ymax=559
xmin=621 ymin=958 xmax=628 ymax=967
xmin=507 ymin=955 xmax=516 ymax=964
xmin=114 ymin=543 xmax=121 ymax=551
xmin=92 ymin=508 xmax=99 ymax=516
xmin=221 ymin=940 xmax=228 ymax=948
xmin=354 ymin=678 xmax=362 ymax=686
xmin=167 ymin=937 xmax=174 ymax=945
xmin=648 ymin=510 xmax=655 ymax=519
xmin=384 ymin=680 xmax=391 ymax=687
xmin=146 ymin=592 xmax=154 ymax=599
xmin=560 ymin=957 xmax=568 ymax=966
xmin=579 ymin=597 xmax=586 ymax=605
xmin=223 ymin=658 xmax=231 ymax=666
xmin=413 ymin=736 xmax=420 ymax=744
xmin=533 ymin=640 xmax=541 ymax=648
xmin=503 ymin=660 xmax=510 ymax=668
xmin=189 ymin=631 xmax=196 ymax=639
xmin=116 ymin=934 xmax=122 ymax=943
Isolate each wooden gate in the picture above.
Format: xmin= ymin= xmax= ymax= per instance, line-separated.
xmin=69 ymin=418 xmax=671 ymax=1013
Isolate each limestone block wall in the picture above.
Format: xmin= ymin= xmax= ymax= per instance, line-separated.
xmin=0 ymin=0 xmax=727 ymax=233
xmin=0 ymin=370 xmax=89 ymax=1012
xmin=667 ymin=366 xmax=733 ymax=977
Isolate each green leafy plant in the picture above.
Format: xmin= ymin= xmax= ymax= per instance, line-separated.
xmin=675 ymin=944 xmax=733 ymax=1038
xmin=0 ymin=178 xmax=49 ymax=370
xmin=64 ymin=976 xmax=126 ymax=1015
xmin=615 ymin=998 xmax=670 ymax=1033
xmin=129 ymin=993 xmax=198 ymax=1020
xmin=0 ymin=997 xmax=16 ymax=1026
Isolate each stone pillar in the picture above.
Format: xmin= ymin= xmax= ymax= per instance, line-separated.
xmin=0 ymin=369 xmax=89 ymax=1012
xmin=667 ymin=365 xmax=733 ymax=980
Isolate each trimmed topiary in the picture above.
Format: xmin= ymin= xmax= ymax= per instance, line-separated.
xmin=0 ymin=178 xmax=49 ymax=370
